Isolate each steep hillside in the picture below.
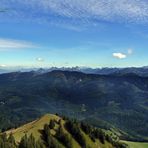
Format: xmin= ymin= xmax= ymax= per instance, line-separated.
xmin=4 ymin=114 xmax=126 ymax=148
xmin=0 ymin=70 xmax=148 ymax=141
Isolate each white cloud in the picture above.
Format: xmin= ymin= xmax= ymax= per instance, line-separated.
xmin=113 ymin=52 xmax=127 ymax=59
xmin=127 ymin=48 xmax=133 ymax=55
xmin=36 ymin=57 xmax=44 ymax=62
xmin=0 ymin=64 xmax=7 ymax=67
xmin=0 ymin=38 xmax=36 ymax=49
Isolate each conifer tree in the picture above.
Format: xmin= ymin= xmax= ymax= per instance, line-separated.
xmin=36 ymin=139 xmax=46 ymax=148
xmin=0 ymin=137 xmax=5 ymax=148
xmin=28 ymin=134 xmax=36 ymax=148
xmin=19 ymin=134 xmax=28 ymax=148
xmin=8 ymin=133 xmax=16 ymax=146
xmin=49 ymin=120 xmax=55 ymax=129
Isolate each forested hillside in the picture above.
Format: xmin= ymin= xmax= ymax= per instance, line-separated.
xmin=0 ymin=70 xmax=147 ymax=141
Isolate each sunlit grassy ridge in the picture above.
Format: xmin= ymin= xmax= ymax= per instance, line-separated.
xmin=5 ymin=113 xmax=123 ymax=148
xmin=6 ymin=114 xmax=60 ymax=142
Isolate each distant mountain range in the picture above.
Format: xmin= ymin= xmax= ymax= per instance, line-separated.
xmin=2 ymin=66 xmax=148 ymax=77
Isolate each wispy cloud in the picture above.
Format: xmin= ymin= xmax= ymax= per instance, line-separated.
xmin=0 ymin=0 xmax=148 ymax=30
xmin=0 ymin=38 xmax=36 ymax=50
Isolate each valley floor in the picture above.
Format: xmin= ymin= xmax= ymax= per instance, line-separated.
xmin=122 ymin=141 xmax=148 ymax=148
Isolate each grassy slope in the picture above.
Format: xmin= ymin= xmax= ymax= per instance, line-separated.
xmin=122 ymin=141 xmax=148 ymax=148
xmin=5 ymin=114 xmax=60 ymax=142
xmin=81 ymin=129 xmax=113 ymax=148
xmin=5 ymin=113 xmax=115 ymax=148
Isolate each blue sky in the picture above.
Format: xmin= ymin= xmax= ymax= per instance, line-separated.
xmin=0 ymin=0 xmax=148 ymax=68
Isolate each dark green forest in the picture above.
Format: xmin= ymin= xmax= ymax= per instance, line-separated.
xmin=0 ymin=70 xmax=148 ymax=141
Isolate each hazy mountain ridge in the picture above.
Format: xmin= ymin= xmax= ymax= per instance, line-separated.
xmin=2 ymin=66 xmax=148 ymax=76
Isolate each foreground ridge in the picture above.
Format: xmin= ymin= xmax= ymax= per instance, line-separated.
xmin=2 ymin=113 xmax=127 ymax=148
